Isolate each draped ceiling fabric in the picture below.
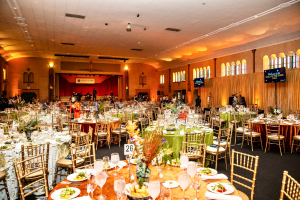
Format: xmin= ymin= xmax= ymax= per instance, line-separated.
xmin=199 ymin=68 xmax=300 ymax=116
xmin=59 ymin=75 xmax=119 ymax=97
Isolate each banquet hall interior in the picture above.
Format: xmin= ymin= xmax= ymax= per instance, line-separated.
xmin=0 ymin=0 xmax=300 ymax=199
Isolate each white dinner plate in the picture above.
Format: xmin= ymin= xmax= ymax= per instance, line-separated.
xmin=197 ymin=168 xmax=218 ymax=176
xmin=207 ymin=183 xmax=234 ymax=195
xmin=51 ymin=187 xmax=80 ymax=200
xmin=162 ymin=180 xmax=179 ymax=188
xmin=103 ymin=162 xmax=115 ymax=170
xmin=130 ymin=159 xmax=138 ymax=165
xmin=67 ymin=173 xmax=88 ymax=182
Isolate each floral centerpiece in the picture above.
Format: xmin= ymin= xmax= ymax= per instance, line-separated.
xmin=126 ymin=121 xmax=164 ymax=187
xmin=16 ymin=115 xmax=43 ymax=133
xmin=268 ymin=106 xmax=283 ymax=115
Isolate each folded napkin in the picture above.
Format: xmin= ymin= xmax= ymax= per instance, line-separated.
xmin=284 ymin=122 xmax=294 ymax=125
xmin=15 ymin=143 xmax=24 ymax=151
xmin=45 ymin=139 xmax=56 ymax=145
xmin=73 ymin=196 xmax=92 ymax=200
xmin=205 ymin=191 xmax=242 ymax=200
xmin=201 ymin=174 xmax=228 ymax=181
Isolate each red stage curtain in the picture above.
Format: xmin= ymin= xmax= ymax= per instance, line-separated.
xmin=59 ymin=75 xmax=119 ymax=96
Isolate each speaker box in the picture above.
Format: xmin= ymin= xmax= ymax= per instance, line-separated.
xmin=157 ymin=91 xmax=160 ymax=95
xmin=182 ymin=90 xmax=186 ymax=95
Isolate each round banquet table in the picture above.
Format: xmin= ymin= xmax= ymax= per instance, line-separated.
xmin=220 ymin=112 xmax=257 ymax=128
xmin=48 ymin=161 xmax=241 ymax=200
xmin=251 ymin=121 xmax=300 ymax=151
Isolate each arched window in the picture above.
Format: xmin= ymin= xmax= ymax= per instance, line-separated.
xmin=207 ymin=66 xmax=210 ymax=78
xmin=23 ymin=72 xmax=29 ymax=83
xmin=263 ymin=55 xmax=269 ymax=70
xmin=200 ymin=68 xmax=203 ymax=77
xmin=283 ymin=55 xmax=286 ymax=68
xmin=193 ymin=69 xmax=196 ymax=80
xmin=287 ymin=56 xmax=290 ymax=69
xmin=3 ymin=68 xmax=6 ymax=80
xmin=221 ymin=63 xmax=226 ymax=77
xmin=236 ymin=64 xmax=240 ymax=75
xmin=226 ymin=63 xmax=230 ymax=76
xmin=196 ymin=68 xmax=199 ymax=78
xmin=183 ymin=71 xmax=186 ymax=81
xmin=175 ymin=72 xmax=177 ymax=82
xmin=173 ymin=73 xmax=175 ymax=82
xmin=177 ymin=72 xmax=180 ymax=82
xmin=296 ymin=53 xmax=299 ymax=68
xmin=28 ymin=72 xmax=34 ymax=83
xmin=242 ymin=60 xmax=246 ymax=74
xmin=160 ymin=75 xmax=164 ymax=84
xmin=180 ymin=71 xmax=183 ymax=81
xmin=291 ymin=53 xmax=296 ymax=69
xmin=203 ymin=67 xmax=207 ymax=78
xmin=231 ymin=63 xmax=235 ymax=75
xmin=274 ymin=57 xmax=278 ymax=68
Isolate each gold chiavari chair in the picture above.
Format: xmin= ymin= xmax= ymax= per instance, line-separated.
xmin=206 ymin=128 xmax=229 ymax=170
xmin=230 ymin=111 xmax=241 ymax=145
xmin=112 ymin=117 xmax=128 ymax=147
xmin=265 ymin=123 xmax=285 ymax=156
xmin=236 ymin=114 xmax=250 ymax=138
xmin=241 ymin=119 xmax=263 ymax=151
xmin=70 ymin=143 xmax=96 ymax=172
xmin=14 ymin=154 xmax=49 ymax=200
xmin=180 ymin=142 xmax=206 ymax=167
xmin=291 ymin=125 xmax=300 ymax=153
xmin=230 ymin=150 xmax=259 ymax=200
xmin=279 ymin=171 xmax=300 ymax=200
xmin=74 ymin=134 xmax=91 ymax=146
xmin=0 ymin=171 xmax=10 ymax=200
xmin=186 ymin=131 xmax=205 ymax=144
xmin=214 ymin=124 xmax=233 ymax=165
xmin=95 ymin=121 xmax=110 ymax=149
xmin=21 ymin=142 xmax=50 ymax=182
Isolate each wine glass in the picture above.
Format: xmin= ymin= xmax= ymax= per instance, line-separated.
xmin=148 ymin=180 xmax=160 ymax=200
xmin=94 ymin=159 xmax=104 ymax=173
xmin=114 ymin=176 xmax=126 ymax=200
xmin=180 ymin=154 xmax=189 ymax=169
xmin=194 ymin=174 xmax=202 ymax=200
xmin=111 ymin=153 xmax=120 ymax=176
xmin=178 ymin=171 xmax=189 ymax=200
xmin=85 ymin=165 xmax=94 ymax=181
xmin=95 ymin=172 xmax=107 ymax=199
xmin=87 ymin=178 xmax=97 ymax=198
xmin=187 ymin=162 xmax=197 ymax=188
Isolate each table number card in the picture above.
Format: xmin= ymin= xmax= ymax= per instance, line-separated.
xmin=13 ymin=120 xmax=19 ymax=127
xmin=124 ymin=144 xmax=134 ymax=155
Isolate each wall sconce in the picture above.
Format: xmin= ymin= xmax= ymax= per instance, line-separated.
xmin=50 ymin=86 xmax=53 ymax=89
xmin=126 ymin=86 xmax=128 ymax=89
xmin=124 ymin=66 xmax=128 ymax=71
xmin=49 ymin=62 xmax=54 ymax=68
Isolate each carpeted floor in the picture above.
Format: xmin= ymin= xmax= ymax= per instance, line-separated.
xmin=95 ymin=135 xmax=300 ymax=200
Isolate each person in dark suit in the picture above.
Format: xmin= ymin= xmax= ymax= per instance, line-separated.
xmin=195 ymin=96 xmax=201 ymax=108
xmin=92 ymin=88 xmax=97 ymax=101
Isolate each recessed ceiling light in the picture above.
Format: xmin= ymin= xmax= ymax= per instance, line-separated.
xmin=31 ymin=45 xmax=33 ymax=46
xmin=206 ymin=34 xmax=208 ymax=36
xmin=138 ymin=42 xmax=140 ymax=44
xmin=202 ymin=3 xmax=206 ymax=5
xmin=25 ymin=31 xmax=27 ymax=32
xmin=255 ymin=15 xmax=258 ymax=18
xmin=13 ymin=7 xmax=17 ymax=9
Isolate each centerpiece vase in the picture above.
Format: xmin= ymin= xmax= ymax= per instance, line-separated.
xmin=136 ymin=161 xmax=151 ymax=186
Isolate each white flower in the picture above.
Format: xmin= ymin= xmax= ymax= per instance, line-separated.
xmin=277 ymin=109 xmax=281 ymax=114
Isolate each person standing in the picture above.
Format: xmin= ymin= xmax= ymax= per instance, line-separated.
xmin=195 ymin=96 xmax=201 ymax=108
xmin=70 ymin=99 xmax=81 ymax=119
xmin=93 ymin=88 xmax=97 ymax=101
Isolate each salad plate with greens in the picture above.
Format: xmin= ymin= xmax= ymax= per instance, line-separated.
xmin=51 ymin=186 xmax=80 ymax=200
xmin=67 ymin=172 xmax=88 ymax=182
xmin=207 ymin=183 xmax=234 ymax=195
xmin=168 ymin=158 xmax=181 ymax=166
xmin=197 ymin=167 xmax=218 ymax=176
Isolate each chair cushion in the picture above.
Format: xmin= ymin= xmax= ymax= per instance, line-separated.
xmin=230 ymin=120 xmax=240 ymax=123
xmin=0 ymin=171 xmax=6 ymax=180
xmin=213 ymin=136 xmax=217 ymax=140
xmin=237 ymin=190 xmax=249 ymax=200
xmin=293 ymin=135 xmax=300 ymax=140
xmin=112 ymin=129 xmax=127 ymax=134
xmin=267 ymin=134 xmax=285 ymax=140
xmin=213 ymin=140 xmax=228 ymax=146
xmin=179 ymin=151 xmax=201 ymax=160
xmin=56 ymin=158 xmax=84 ymax=168
xmin=236 ymin=127 xmax=248 ymax=133
xmin=95 ymin=132 xmax=108 ymax=136
xmin=206 ymin=146 xmax=226 ymax=153
xmin=25 ymin=169 xmax=43 ymax=179
xmin=244 ymin=131 xmax=261 ymax=137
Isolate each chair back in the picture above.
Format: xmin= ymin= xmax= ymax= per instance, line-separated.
xmin=21 ymin=142 xmax=50 ymax=170
xmin=70 ymin=143 xmax=96 ymax=172
xmin=69 ymin=122 xmax=82 ymax=136
xmin=185 ymin=132 xmax=205 ymax=144
xmin=14 ymin=154 xmax=49 ymax=200
xmin=75 ymin=134 xmax=91 ymax=146
xmin=266 ymin=123 xmax=281 ymax=139
xmin=279 ymin=171 xmax=300 ymax=200
xmin=231 ymin=150 xmax=259 ymax=200
xmin=181 ymin=142 xmax=206 ymax=167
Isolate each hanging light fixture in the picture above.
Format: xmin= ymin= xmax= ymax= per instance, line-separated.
xmin=126 ymin=23 xmax=132 ymax=32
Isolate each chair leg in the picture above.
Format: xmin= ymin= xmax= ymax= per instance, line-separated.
xmin=260 ymin=136 xmax=263 ymax=150
xmin=291 ymin=138 xmax=294 ymax=153
xmin=283 ymin=139 xmax=285 ymax=153
xmin=251 ymin=137 xmax=253 ymax=151
xmin=241 ymin=133 xmax=244 ymax=148
xmin=265 ymin=138 xmax=268 ymax=153
xmin=4 ymin=177 xmax=10 ymax=200
xmin=215 ymin=154 xmax=218 ymax=170
xmin=278 ymin=140 xmax=282 ymax=156
xmin=54 ymin=166 xmax=58 ymax=186
xmin=225 ymin=153 xmax=227 ymax=170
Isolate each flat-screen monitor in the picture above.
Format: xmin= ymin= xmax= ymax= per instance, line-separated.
xmin=194 ymin=78 xmax=204 ymax=87
xmin=264 ymin=68 xmax=286 ymax=83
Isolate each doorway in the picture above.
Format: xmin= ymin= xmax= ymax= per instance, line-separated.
xmin=192 ymin=89 xmax=198 ymax=105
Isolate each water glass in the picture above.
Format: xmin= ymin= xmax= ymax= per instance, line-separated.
xmin=178 ymin=171 xmax=190 ymax=200
xmin=114 ymin=176 xmax=126 ymax=200
xmin=111 ymin=153 xmax=120 ymax=176
xmin=87 ymin=178 xmax=97 ymax=198
xmin=94 ymin=159 xmax=104 ymax=173
xmin=180 ymin=154 xmax=189 ymax=169
xmin=95 ymin=172 xmax=107 ymax=199
xmin=148 ymin=180 xmax=160 ymax=200
xmin=187 ymin=162 xmax=197 ymax=179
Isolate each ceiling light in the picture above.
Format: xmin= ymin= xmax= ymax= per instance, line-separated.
xmin=255 ymin=15 xmax=258 ymax=18
xmin=138 ymin=42 xmax=140 ymax=44
xmin=25 ymin=31 xmax=27 ymax=32
xmin=13 ymin=7 xmax=17 ymax=9
xmin=202 ymin=3 xmax=206 ymax=5
xmin=137 ymin=14 xmax=140 ymax=17
xmin=105 ymin=23 xmax=108 ymax=26
xmin=126 ymin=23 xmax=132 ymax=32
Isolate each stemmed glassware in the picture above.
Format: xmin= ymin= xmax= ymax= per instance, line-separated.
xmin=87 ymin=178 xmax=97 ymax=198
xmin=180 ymin=154 xmax=189 ymax=169
xmin=114 ymin=176 xmax=126 ymax=200
xmin=103 ymin=156 xmax=110 ymax=176
xmin=194 ymin=173 xmax=202 ymax=200
xmin=187 ymin=162 xmax=197 ymax=187
xmin=111 ymin=153 xmax=120 ymax=176
xmin=178 ymin=171 xmax=190 ymax=200
xmin=148 ymin=179 xmax=160 ymax=200
xmin=94 ymin=159 xmax=104 ymax=173
xmin=95 ymin=171 xmax=107 ymax=199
